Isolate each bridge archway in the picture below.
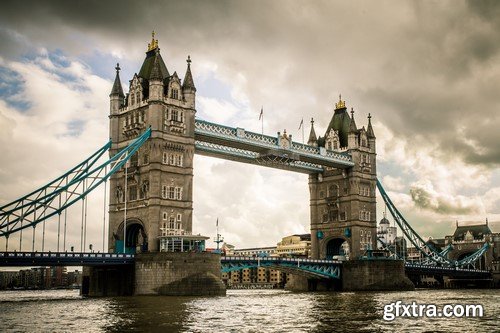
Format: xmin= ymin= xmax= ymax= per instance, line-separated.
xmin=115 ymin=219 xmax=148 ymax=254
xmin=325 ymin=237 xmax=349 ymax=259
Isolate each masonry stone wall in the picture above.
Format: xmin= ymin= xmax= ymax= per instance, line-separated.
xmin=134 ymin=252 xmax=226 ymax=296
xmin=342 ymin=260 xmax=414 ymax=291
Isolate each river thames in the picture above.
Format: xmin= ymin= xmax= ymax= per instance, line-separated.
xmin=0 ymin=289 xmax=498 ymax=332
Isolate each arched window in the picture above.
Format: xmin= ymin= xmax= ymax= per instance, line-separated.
xmin=131 ymin=94 xmax=135 ymax=106
xmin=136 ymin=92 xmax=140 ymax=104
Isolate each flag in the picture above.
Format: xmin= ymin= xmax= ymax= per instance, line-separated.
xmin=216 ymin=218 xmax=219 ymax=227
xmin=259 ymin=106 xmax=263 ymax=120
xmin=298 ymin=118 xmax=304 ymax=130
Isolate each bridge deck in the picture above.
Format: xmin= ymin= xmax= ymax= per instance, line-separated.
xmin=0 ymin=252 xmax=134 ymax=266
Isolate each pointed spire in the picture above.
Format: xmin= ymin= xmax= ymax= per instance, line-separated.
xmin=367 ymin=113 xmax=375 ymax=138
xmin=307 ymin=118 xmax=318 ymax=146
xmin=349 ymin=107 xmax=357 ymax=133
xmin=110 ymin=63 xmax=124 ymax=97
xmin=149 ymin=50 xmax=163 ymax=80
xmin=182 ymin=55 xmax=196 ymax=91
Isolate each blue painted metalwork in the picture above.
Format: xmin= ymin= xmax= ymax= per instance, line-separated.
xmin=194 ymin=118 xmax=354 ymax=173
xmin=377 ymin=179 xmax=489 ymax=268
xmin=421 ymin=244 xmax=454 ymax=265
xmin=221 ymin=256 xmax=341 ymax=279
xmin=0 ymin=251 xmax=134 ymax=266
xmin=0 ymin=128 xmax=151 ymax=238
xmin=405 ymin=262 xmax=490 ymax=278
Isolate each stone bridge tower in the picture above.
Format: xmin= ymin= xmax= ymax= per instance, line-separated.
xmin=309 ymin=96 xmax=377 ymax=259
xmin=107 ymin=33 xmax=204 ymax=253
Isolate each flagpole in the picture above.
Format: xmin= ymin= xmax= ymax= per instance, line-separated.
xmin=261 ymin=106 xmax=264 ymax=136
xmin=298 ymin=118 xmax=304 ymax=144
xmin=302 ymin=118 xmax=304 ymax=144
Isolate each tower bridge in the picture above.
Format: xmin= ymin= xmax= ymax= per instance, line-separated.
xmin=0 ymin=33 xmax=496 ymax=295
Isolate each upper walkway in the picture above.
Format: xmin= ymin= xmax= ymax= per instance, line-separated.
xmin=194 ymin=119 xmax=354 ymax=174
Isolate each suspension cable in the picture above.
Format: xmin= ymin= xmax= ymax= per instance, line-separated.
xmin=83 ymin=177 xmax=88 ymax=252
xmin=80 ymin=179 xmax=86 ymax=252
xmin=57 ymin=193 xmax=61 ymax=252
xmin=102 ymin=165 xmax=107 ymax=252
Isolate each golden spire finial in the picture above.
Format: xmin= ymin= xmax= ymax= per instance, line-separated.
xmin=147 ymin=30 xmax=159 ymax=51
xmin=335 ymin=93 xmax=346 ymax=110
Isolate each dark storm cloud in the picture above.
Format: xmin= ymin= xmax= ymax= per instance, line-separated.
xmin=1 ymin=0 xmax=500 ymax=168
xmin=410 ymin=186 xmax=480 ymax=215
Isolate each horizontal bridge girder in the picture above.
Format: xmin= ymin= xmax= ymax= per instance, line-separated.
xmin=194 ymin=119 xmax=354 ymax=172
xmin=195 ymin=141 xmax=324 ymax=174
xmin=221 ymin=256 xmax=341 ymax=279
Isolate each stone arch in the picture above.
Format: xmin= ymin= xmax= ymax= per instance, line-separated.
xmin=115 ymin=218 xmax=148 ymax=254
xmin=324 ymin=237 xmax=349 ymax=259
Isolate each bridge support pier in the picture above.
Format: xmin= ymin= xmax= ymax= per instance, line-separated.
xmin=342 ymin=259 xmax=414 ymax=291
xmin=285 ymin=274 xmax=340 ymax=292
xmin=134 ymin=252 xmax=226 ymax=296
xmin=82 ymin=265 xmax=134 ymax=296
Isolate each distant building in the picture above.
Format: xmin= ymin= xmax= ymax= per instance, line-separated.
xmin=233 ymin=247 xmax=276 ymax=257
xmin=443 ymin=220 xmax=499 ymax=270
xmin=377 ymin=214 xmax=396 ymax=246
xmin=275 ymin=234 xmax=311 ymax=257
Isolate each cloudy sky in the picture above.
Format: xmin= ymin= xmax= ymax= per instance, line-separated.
xmin=0 ymin=0 xmax=499 ymax=252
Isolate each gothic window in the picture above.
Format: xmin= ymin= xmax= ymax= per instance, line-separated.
xmin=136 ymin=92 xmax=140 ymax=104
xmin=130 ymin=153 xmax=138 ymax=167
xmin=131 ymin=94 xmax=135 ymax=106
xmin=174 ymin=187 xmax=182 ymax=200
xmin=361 ymin=139 xmax=366 ymax=147
xmin=128 ymin=185 xmax=137 ymax=201
xmin=162 ymin=212 xmax=168 ymax=220
xmin=327 ymin=142 xmax=332 ymax=150
xmin=162 ymin=152 xmax=168 ymax=164
xmin=168 ymin=216 xmax=175 ymax=229
xmin=168 ymin=186 xmax=175 ymax=199
xmin=328 ymin=184 xmax=339 ymax=197
xmin=171 ymin=89 xmax=179 ymax=99
xmin=334 ymin=141 xmax=338 ymax=150
xmin=328 ymin=208 xmax=338 ymax=222
xmin=176 ymin=154 xmax=183 ymax=167
xmin=123 ymin=118 xmax=127 ymax=128
xmin=339 ymin=211 xmax=346 ymax=221
xmin=169 ymin=154 xmax=175 ymax=165
xmin=162 ymin=185 xmax=167 ymax=199
xmin=171 ymin=109 xmax=179 ymax=122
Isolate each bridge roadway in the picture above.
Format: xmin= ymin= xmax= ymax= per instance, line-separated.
xmin=0 ymin=252 xmax=492 ymax=280
xmin=0 ymin=251 xmax=134 ymax=266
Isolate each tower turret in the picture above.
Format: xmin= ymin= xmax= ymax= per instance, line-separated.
xmin=347 ymin=108 xmax=358 ymax=148
xmin=109 ymin=63 xmax=124 ymax=115
xmin=182 ymin=55 xmax=196 ymax=108
xmin=149 ymin=50 xmax=164 ymax=101
xmin=367 ymin=113 xmax=376 ymax=153
xmin=307 ymin=118 xmax=318 ymax=147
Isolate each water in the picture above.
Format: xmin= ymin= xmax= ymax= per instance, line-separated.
xmin=0 ymin=289 xmax=498 ymax=332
